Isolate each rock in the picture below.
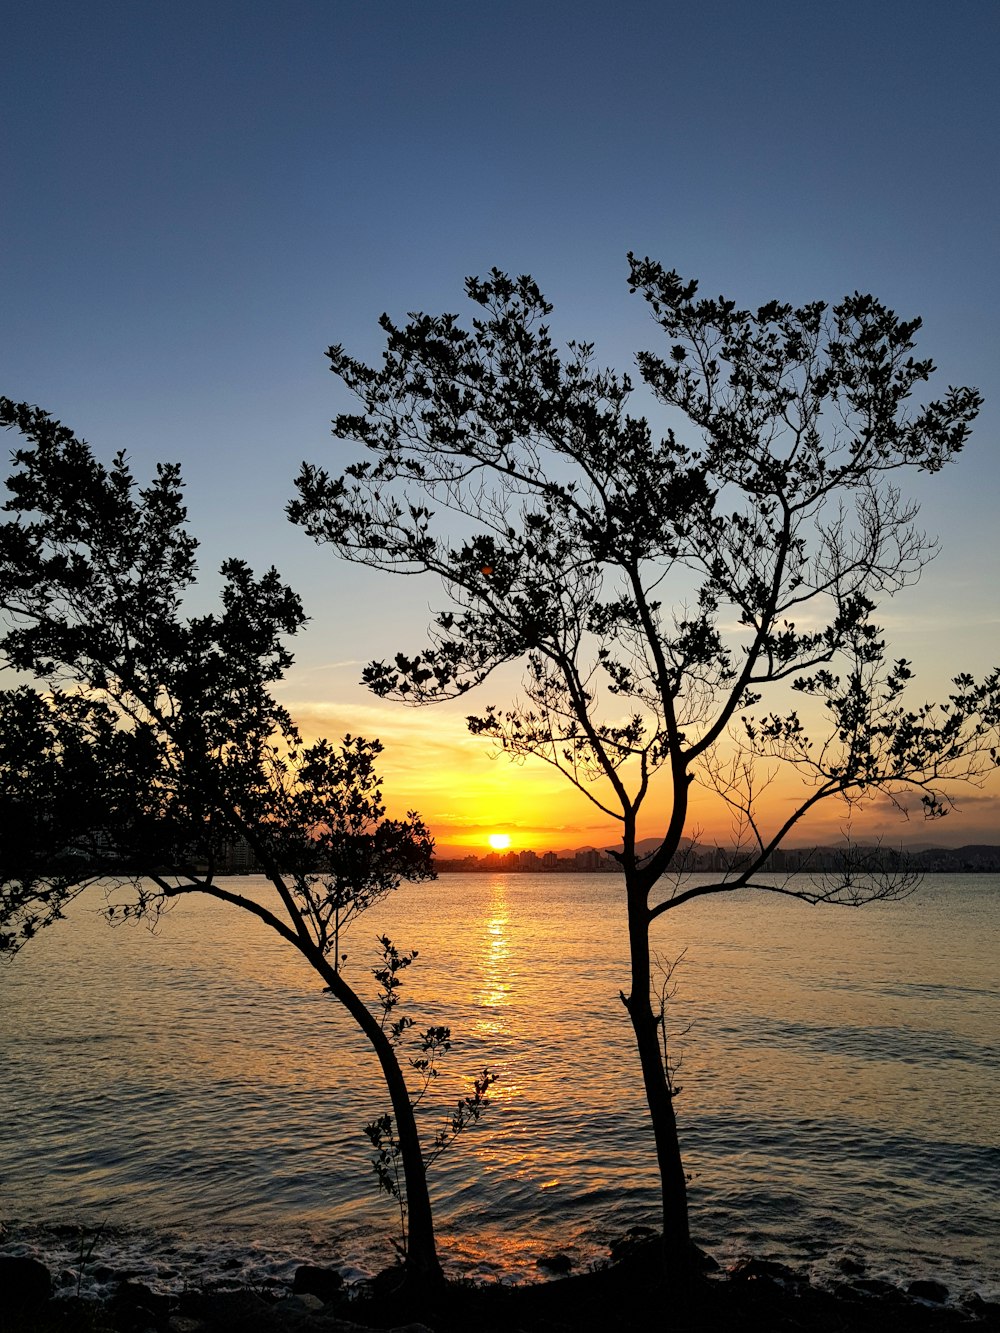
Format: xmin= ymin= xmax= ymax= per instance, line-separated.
xmin=830 ymin=1280 xmax=862 ymax=1302
xmin=168 ymin=1318 xmax=203 ymax=1333
xmin=370 ymin=1264 xmax=410 ymax=1298
xmin=836 ymin=1254 xmax=865 ymax=1276
xmin=907 ymin=1278 xmax=949 ymax=1304
xmin=279 ymin=1291 xmax=326 ymax=1313
xmin=963 ymin=1292 xmax=1000 ymax=1320
xmin=727 ymin=1256 xmax=795 ymax=1284
xmin=0 ymin=1255 xmax=52 ymax=1311
xmin=292 ymin=1263 xmax=343 ymax=1303
xmin=607 ymin=1230 xmax=717 ymax=1275
xmin=608 ymin=1226 xmax=659 ymax=1265
xmin=177 ymin=1289 xmax=274 ymax=1332
xmin=853 ymin=1277 xmax=901 ymax=1299
xmin=110 ymin=1279 xmax=171 ymax=1329
xmin=50 ymin=1295 xmax=98 ymax=1324
xmin=691 ymin=1243 xmax=720 ymax=1272
xmin=536 ymin=1252 xmax=573 ymax=1275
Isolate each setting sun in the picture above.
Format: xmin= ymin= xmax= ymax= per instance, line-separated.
xmin=487 ymin=832 xmax=511 ymax=851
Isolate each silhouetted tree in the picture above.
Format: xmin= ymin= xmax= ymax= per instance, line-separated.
xmin=290 ymin=259 xmax=1000 ymax=1279
xmin=0 ymin=399 xmax=487 ymax=1286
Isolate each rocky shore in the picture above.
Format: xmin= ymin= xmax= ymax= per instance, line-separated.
xmin=3 ymin=1238 xmax=999 ymax=1333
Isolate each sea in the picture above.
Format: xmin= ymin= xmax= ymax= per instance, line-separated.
xmin=1 ymin=871 xmax=997 ymax=1303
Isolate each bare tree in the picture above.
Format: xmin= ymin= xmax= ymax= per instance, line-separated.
xmin=289 ymin=261 xmax=1000 ymax=1279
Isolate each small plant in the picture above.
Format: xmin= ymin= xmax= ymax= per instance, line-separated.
xmin=365 ymin=935 xmax=497 ymax=1257
xmin=653 ymin=951 xmax=691 ymax=1100
xmin=74 ymin=1219 xmax=107 ymax=1299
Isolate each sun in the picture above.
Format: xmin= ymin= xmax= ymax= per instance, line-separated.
xmin=487 ymin=832 xmax=511 ymax=851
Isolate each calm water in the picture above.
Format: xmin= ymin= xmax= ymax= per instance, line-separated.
xmin=1 ymin=872 xmax=997 ymax=1300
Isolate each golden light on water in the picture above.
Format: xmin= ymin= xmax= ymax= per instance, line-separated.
xmin=475 ymin=880 xmax=517 ymax=1100
xmin=477 ymin=881 xmax=512 ymax=1023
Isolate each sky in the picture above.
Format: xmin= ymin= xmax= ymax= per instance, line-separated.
xmin=3 ymin=0 xmax=998 ymax=853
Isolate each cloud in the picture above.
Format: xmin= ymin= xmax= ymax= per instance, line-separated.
xmin=934 ymin=791 xmax=1000 ymax=809
xmin=278 ymin=695 xmax=482 ymax=756
xmin=288 ymin=659 xmax=364 ymax=675
xmin=431 ymin=816 xmax=611 ymax=836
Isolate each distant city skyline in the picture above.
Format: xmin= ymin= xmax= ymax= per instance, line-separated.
xmin=2 ymin=1 xmax=997 ymax=852
xmin=434 ymin=844 xmax=1000 ymax=873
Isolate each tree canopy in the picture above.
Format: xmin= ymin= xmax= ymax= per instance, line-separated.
xmin=291 ymin=261 xmax=998 ymax=890
xmin=0 ymin=399 xmax=433 ymax=943
xmin=0 ymin=398 xmax=455 ymax=1281
xmin=290 ymin=259 xmax=1000 ymax=1272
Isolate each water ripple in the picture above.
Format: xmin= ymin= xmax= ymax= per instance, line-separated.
xmin=1 ymin=872 xmax=997 ymax=1301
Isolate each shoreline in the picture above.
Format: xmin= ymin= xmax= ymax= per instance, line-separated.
xmin=4 ymin=1236 xmax=1000 ymax=1333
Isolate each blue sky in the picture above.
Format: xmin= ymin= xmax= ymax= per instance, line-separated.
xmin=3 ymin=0 xmax=998 ymax=845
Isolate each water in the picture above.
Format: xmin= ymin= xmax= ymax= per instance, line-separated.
xmin=1 ymin=872 xmax=997 ymax=1301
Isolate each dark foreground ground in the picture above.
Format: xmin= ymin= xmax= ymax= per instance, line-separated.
xmin=3 ymin=1245 xmax=999 ymax=1333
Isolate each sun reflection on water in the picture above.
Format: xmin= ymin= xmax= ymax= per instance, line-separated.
xmin=5 ymin=875 xmax=997 ymax=1295
xmin=477 ymin=878 xmax=512 ymax=1019
xmin=474 ymin=877 xmax=521 ymax=1103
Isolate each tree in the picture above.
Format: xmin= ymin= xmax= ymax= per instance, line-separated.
xmin=289 ymin=260 xmax=1000 ymax=1279
xmin=0 ymin=399 xmax=489 ymax=1286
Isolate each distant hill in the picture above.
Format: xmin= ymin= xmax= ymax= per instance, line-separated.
xmin=596 ymin=837 xmax=1000 ymax=861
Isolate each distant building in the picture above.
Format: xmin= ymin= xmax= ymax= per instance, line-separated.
xmin=432 ymin=842 xmax=1000 ymax=874
xmin=218 ymin=836 xmax=257 ymax=873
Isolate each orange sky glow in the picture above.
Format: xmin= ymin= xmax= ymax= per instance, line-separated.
xmin=4 ymin=0 xmax=997 ymax=871
xmin=282 ymin=692 xmax=1000 ymax=857
xmin=276 ymin=525 xmax=1000 ymax=860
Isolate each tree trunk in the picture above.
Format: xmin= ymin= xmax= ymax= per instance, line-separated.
xmin=321 ymin=962 xmax=443 ymax=1285
xmin=625 ymin=880 xmax=692 ymax=1281
xmin=163 ymin=883 xmax=444 ymax=1284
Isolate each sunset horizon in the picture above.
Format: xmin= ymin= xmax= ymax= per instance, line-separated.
xmin=2 ymin=0 xmax=997 ymax=1325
